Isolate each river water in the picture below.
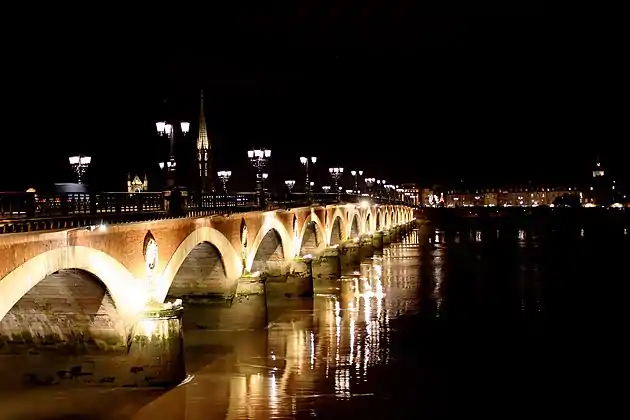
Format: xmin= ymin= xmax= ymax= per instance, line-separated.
xmin=1 ymin=222 xmax=627 ymax=419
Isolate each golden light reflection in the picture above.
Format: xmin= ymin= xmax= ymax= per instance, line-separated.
xmin=207 ymin=235 xmax=421 ymax=417
xmin=433 ymin=246 xmax=445 ymax=316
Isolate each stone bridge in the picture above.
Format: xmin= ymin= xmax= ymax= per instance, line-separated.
xmin=0 ymin=202 xmax=415 ymax=388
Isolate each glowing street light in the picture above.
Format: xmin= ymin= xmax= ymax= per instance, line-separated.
xmin=285 ymin=180 xmax=296 ymax=192
xmin=180 ymin=122 xmax=190 ymax=134
xmin=156 ymin=120 xmax=190 ymax=189
xmin=365 ymin=177 xmax=375 ymax=196
xmin=68 ymin=155 xmax=91 ymax=184
xmin=322 ymin=186 xmax=331 ymax=193
xmin=329 ymin=167 xmax=343 ymax=199
xmin=217 ymin=170 xmax=232 ymax=193
xmin=247 ymin=148 xmax=271 ymax=208
xmin=350 ymin=170 xmax=363 ymax=196
xmin=300 ymin=156 xmax=317 ymax=202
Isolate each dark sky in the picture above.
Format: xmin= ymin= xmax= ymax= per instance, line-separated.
xmin=2 ymin=6 xmax=625 ymax=192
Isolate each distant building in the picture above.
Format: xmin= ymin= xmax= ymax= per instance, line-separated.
xmin=443 ymin=186 xmax=581 ymax=207
xmin=586 ymin=157 xmax=622 ymax=206
xmin=398 ymin=183 xmax=421 ymax=206
xmin=127 ymin=174 xmax=148 ymax=193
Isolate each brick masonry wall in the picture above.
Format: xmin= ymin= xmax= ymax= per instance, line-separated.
xmin=0 ymin=269 xmax=126 ymax=354
xmin=167 ymin=242 xmax=230 ymax=298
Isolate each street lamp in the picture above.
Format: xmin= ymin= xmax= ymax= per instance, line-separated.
xmin=247 ymin=148 xmax=271 ymax=207
xmin=329 ymin=167 xmax=343 ymax=199
xmin=156 ymin=120 xmax=190 ymax=189
xmin=217 ymin=170 xmax=231 ymax=193
xmin=180 ymin=122 xmax=190 ymax=135
xmin=385 ymin=184 xmax=394 ymax=201
xmin=350 ymin=170 xmax=363 ymax=196
xmin=365 ymin=177 xmax=375 ymax=196
xmin=300 ymin=156 xmax=317 ymax=202
xmin=322 ymin=186 xmax=331 ymax=193
xmin=285 ymin=180 xmax=296 ymax=192
xmin=69 ymin=155 xmax=91 ymax=184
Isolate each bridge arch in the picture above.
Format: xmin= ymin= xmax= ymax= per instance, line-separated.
xmin=375 ymin=209 xmax=383 ymax=231
xmin=246 ymin=214 xmax=293 ymax=273
xmin=363 ymin=207 xmax=374 ymax=233
xmin=158 ymin=227 xmax=242 ymax=302
xmin=0 ymin=268 xmax=129 ymax=355
xmin=349 ymin=212 xmax=361 ymax=239
xmin=298 ymin=213 xmax=326 ymax=256
xmin=328 ymin=208 xmax=347 ymax=246
xmin=0 ymin=246 xmax=144 ymax=326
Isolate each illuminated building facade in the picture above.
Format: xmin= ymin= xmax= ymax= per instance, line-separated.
xmin=586 ymin=157 xmax=624 ymax=206
xmin=398 ymin=183 xmax=421 ymax=206
xmin=197 ymin=90 xmax=213 ymax=192
xmin=443 ymin=186 xmax=582 ymax=207
xmin=127 ymin=174 xmax=148 ymax=192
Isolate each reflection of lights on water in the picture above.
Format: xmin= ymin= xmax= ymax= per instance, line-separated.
xmin=310 ymin=331 xmax=315 ymax=369
xmin=518 ymin=230 xmax=525 ymax=241
xmin=349 ymin=301 xmax=356 ymax=365
xmin=335 ymin=299 xmax=341 ymax=366
xmin=269 ymin=372 xmax=278 ymax=412
xmin=475 ymin=231 xmax=482 ymax=242
xmin=177 ymin=374 xmax=194 ymax=387
xmin=433 ymin=246 xmax=444 ymax=317
xmin=581 ymin=229 xmax=585 ymax=237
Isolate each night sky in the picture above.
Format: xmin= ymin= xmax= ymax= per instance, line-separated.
xmin=2 ymin=7 xmax=625 ymax=192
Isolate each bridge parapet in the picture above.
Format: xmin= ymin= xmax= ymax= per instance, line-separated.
xmin=0 ymin=190 xmax=416 ymax=234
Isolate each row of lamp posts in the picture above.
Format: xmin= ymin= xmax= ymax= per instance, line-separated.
xmin=67 ymin=127 xmax=403 ymax=205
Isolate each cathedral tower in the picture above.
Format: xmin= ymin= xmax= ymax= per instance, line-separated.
xmin=197 ymin=90 xmax=213 ymax=192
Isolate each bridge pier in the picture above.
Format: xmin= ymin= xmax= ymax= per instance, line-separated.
xmin=373 ymin=231 xmax=384 ymax=251
xmin=311 ymin=247 xmax=341 ymax=293
xmin=340 ymin=240 xmax=361 ymax=275
xmin=127 ymin=302 xmax=186 ymax=387
xmin=264 ymin=257 xmax=314 ymax=299
xmin=382 ymin=229 xmax=392 ymax=246
xmin=359 ymin=234 xmax=374 ymax=260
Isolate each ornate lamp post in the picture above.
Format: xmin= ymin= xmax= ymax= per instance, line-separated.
xmin=300 ymin=156 xmax=317 ymax=202
xmin=384 ymin=184 xmax=394 ymax=201
xmin=247 ymin=148 xmax=271 ymax=207
xmin=217 ymin=170 xmax=231 ymax=193
xmin=69 ymin=155 xmax=91 ymax=184
xmin=157 ymin=121 xmax=189 ymax=189
xmin=365 ymin=177 xmax=375 ymax=196
xmin=350 ymin=170 xmax=363 ymax=196
xmin=329 ymin=167 xmax=343 ymax=200
xmin=322 ymin=186 xmax=331 ymax=193
xmin=285 ymin=180 xmax=296 ymax=192
xmin=375 ymin=179 xmax=387 ymax=199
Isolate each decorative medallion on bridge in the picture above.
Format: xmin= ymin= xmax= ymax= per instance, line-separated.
xmin=143 ymin=231 xmax=159 ymax=274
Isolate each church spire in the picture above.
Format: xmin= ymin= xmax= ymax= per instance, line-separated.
xmin=197 ymin=90 xmax=209 ymax=151
xmin=196 ymin=90 xmax=213 ymax=192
